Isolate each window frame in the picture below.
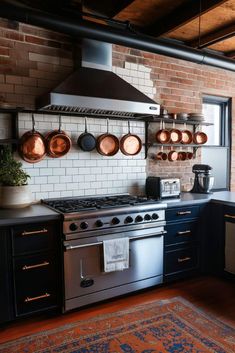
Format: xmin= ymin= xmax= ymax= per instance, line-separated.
xmin=202 ymin=95 xmax=231 ymax=191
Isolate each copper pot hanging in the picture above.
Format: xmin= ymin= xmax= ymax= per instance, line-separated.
xmin=120 ymin=120 xmax=142 ymax=156
xmin=18 ymin=114 xmax=46 ymax=163
xmin=96 ymin=119 xmax=119 ymax=156
xmin=155 ymin=120 xmax=171 ymax=144
xmin=45 ymin=115 xmax=72 ymax=158
xmin=193 ymin=131 xmax=208 ymax=145
xmin=169 ymin=122 xmax=182 ymax=144
xmin=181 ymin=124 xmax=193 ymax=144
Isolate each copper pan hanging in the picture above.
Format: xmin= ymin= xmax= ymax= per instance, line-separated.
xmin=45 ymin=115 xmax=72 ymax=158
xmin=18 ymin=114 xmax=46 ymax=163
xmin=120 ymin=120 xmax=142 ymax=156
xmin=96 ymin=119 xmax=119 ymax=156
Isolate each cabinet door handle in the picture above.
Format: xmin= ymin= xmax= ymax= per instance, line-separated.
xmin=177 ymin=230 xmax=191 ymax=236
xmin=24 ymin=293 xmax=51 ymax=303
xmin=21 ymin=228 xmax=48 ymax=236
xmin=177 ymin=211 xmax=191 ymax=216
xmin=178 ymin=256 xmax=191 ymax=263
xmin=224 ymin=214 xmax=235 ymax=219
xmin=22 ymin=261 xmax=50 ymax=271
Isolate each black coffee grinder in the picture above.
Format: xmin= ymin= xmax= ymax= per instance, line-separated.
xmin=190 ymin=164 xmax=214 ymax=194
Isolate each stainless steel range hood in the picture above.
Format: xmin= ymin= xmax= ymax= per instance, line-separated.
xmin=36 ymin=39 xmax=160 ymax=118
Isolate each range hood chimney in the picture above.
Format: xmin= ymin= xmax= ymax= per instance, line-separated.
xmin=37 ymin=39 xmax=160 ymax=118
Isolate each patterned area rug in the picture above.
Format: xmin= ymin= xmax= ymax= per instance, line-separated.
xmin=0 ymin=297 xmax=235 ymax=353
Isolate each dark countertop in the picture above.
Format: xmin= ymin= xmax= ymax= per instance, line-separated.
xmin=0 ymin=203 xmax=61 ymax=226
xmin=1 ymin=191 xmax=235 ymax=226
xmin=165 ymin=192 xmax=212 ymax=207
xmin=210 ymin=191 xmax=235 ymax=206
xmin=165 ymin=191 xmax=235 ymax=208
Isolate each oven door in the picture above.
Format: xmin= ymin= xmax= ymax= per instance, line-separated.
xmin=63 ymin=227 xmax=165 ymax=311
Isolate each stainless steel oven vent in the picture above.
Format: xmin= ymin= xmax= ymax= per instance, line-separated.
xmin=36 ymin=39 xmax=160 ymax=118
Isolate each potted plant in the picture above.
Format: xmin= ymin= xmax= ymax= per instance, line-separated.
xmin=0 ymin=146 xmax=32 ymax=208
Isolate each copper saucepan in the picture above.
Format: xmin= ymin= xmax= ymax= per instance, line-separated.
xmin=120 ymin=120 xmax=142 ymax=156
xmin=156 ymin=120 xmax=171 ymax=144
xmin=46 ymin=115 xmax=72 ymax=158
xmin=96 ymin=119 xmax=119 ymax=156
xmin=18 ymin=114 xmax=46 ymax=163
xmin=168 ymin=147 xmax=178 ymax=162
xmin=156 ymin=146 xmax=168 ymax=160
xmin=169 ymin=122 xmax=182 ymax=144
xmin=193 ymin=131 xmax=208 ymax=145
xmin=181 ymin=124 xmax=193 ymax=144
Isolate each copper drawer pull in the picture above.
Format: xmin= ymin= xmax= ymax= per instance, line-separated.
xmin=24 ymin=293 xmax=51 ymax=303
xmin=21 ymin=228 xmax=48 ymax=236
xmin=177 ymin=230 xmax=191 ymax=236
xmin=178 ymin=256 xmax=191 ymax=263
xmin=224 ymin=214 xmax=235 ymax=219
xmin=22 ymin=261 xmax=50 ymax=271
xmin=177 ymin=211 xmax=191 ymax=216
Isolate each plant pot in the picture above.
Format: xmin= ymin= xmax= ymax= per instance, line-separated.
xmin=0 ymin=185 xmax=33 ymax=208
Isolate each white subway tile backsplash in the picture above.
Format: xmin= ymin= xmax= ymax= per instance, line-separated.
xmin=66 ymin=183 xmax=79 ymax=191
xmin=40 ymin=168 xmax=53 ymax=176
xmin=47 ymin=160 xmax=61 ymax=168
xmin=6 ymin=66 xmax=150 ymax=201
xmin=60 ymin=176 xmax=73 ymax=183
xmin=48 ymin=191 xmax=62 ymax=198
xmin=54 ymin=168 xmax=66 ymax=176
xmin=34 ymin=176 xmax=48 ymax=184
xmin=60 ymin=160 xmax=73 ymax=167
xmin=41 ymin=184 xmax=54 ymax=192
xmin=73 ymin=175 xmax=85 ymax=182
xmin=60 ymin=191 xmax=73 ymax=197
xmin=47 ymin=176 xmax=60 ymax=184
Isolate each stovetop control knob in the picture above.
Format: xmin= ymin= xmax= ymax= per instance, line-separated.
xmin=112 ymin=217 xmax=120 ymax=225
xmin=96 ymin=220 xmax=103 ymax=227
xmin=80 ymin=222 xmax=88 ymax=230
xmin=144 ymin=214 xmax=151 ymax=221
xmin=69 ymin=223 xmax=78 ymax=231
xmin=152 ymin=213 xmax=159 ymax=220
xmin=125 ymin=216 xmax=133 ymax=224
xmin=135 ymin=215 xmax=143 ymax=223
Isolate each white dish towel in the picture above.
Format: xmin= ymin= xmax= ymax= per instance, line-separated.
xmin=103 ymin=237 xmax=129 ymax=273
xmin=225 ymin=222 xmax=235 ymax=274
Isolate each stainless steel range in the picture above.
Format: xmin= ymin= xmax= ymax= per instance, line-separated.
xmin=43 ymin=194 xmax=167 ymax=312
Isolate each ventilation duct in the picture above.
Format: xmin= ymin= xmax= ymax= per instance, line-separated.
xmin=1 ymin=1 xmax=235 ymax=73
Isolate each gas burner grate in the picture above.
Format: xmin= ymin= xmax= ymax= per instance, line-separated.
xmin=42 ymin=194 xmax=158 ymax=213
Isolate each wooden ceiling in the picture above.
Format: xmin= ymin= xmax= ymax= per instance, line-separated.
xmin=10 ymin=0 xmax=235 ymax=58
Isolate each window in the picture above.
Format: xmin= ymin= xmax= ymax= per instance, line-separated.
xmin=201 ymin=95 xmax=231 ymax=191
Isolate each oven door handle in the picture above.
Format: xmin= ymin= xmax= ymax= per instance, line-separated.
xmin=130 ymin=230 xmax=166 ymax=241
xmin=64 ymin=230 xmax=166 ymax=251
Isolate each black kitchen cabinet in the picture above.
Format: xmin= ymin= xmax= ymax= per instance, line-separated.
xmin=164 ymin=204 xmax=205 ymax=282
xmin=206 ymin=204 xmax=235 ymax=279
xmin=0 ymin=228 xmax=13 ymax=323
xmin=11 ymin=220 xmax=61 ymax=317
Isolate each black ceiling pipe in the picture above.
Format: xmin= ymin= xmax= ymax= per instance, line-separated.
xmin=1 ymin=0 xmax=235 ymax=72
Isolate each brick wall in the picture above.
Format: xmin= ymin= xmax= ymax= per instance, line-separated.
xmin=113 ymin=45 xmax=235 ymax=190
xmin=1 ymin=19 xmax=235 ymax=197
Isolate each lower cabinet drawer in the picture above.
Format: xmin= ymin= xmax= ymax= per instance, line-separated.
xmin=15 ymin=290 xmax=57 ymax=316
xmin=12 ymin=222 xmax=56 ymax=256
xmin=13 ymin=253 xmax=58 ymax=316
xmin=165 ymin=246 xmax=199 ymax=274
xmin=165 ymin=221 xmax=198 ymax=246
xmin=166 ymin=206 xmax=200 ymax=222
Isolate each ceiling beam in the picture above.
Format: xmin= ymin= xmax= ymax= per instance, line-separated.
xmin=83 ymin=0 xmax=135 ymax=18
xmin=189 ymin=23 xmax=235 ymax=49
xmin=144 ymin=0 xmax=227 ymax=37
xmin=226 ymin=50 xmax=235 ymax=58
